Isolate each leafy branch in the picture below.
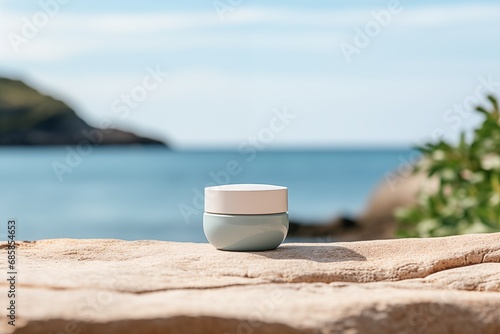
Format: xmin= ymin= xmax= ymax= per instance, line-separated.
xmin=397 ymin=95 xmax=500 ymax=237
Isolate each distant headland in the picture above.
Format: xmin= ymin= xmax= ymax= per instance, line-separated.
xmin=0 ymin=77 xmax=166 ymax=146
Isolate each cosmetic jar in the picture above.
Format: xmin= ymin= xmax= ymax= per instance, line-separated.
xmin=203 ymin=184 xmax=289 ymax=251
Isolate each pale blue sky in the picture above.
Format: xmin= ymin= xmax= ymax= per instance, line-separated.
xmin=1 ymin=0 xmax=499 ymax=148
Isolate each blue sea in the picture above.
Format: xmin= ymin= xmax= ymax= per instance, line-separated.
xmin=0 ymin=147 xmax=413 ymax=242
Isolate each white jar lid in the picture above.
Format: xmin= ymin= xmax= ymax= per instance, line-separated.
xmin=205 ymin=184 xmax=288 ymax=215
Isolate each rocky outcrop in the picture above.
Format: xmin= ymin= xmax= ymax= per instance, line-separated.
xmin=1 ymin=233 xmax=500 ymax=333
xmin=289 ymin=171 xmax=438 ymax=241
xmin=0 ymin=77 xmax=165 ymax=146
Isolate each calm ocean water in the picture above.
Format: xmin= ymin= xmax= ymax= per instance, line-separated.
xmin=1 ymin=147 xmax=413 ymax=242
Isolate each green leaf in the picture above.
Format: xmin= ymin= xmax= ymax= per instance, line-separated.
xmin=396 ymin=94 xmax=500 ymax=238
xmin=487 ymin=95 xmax=498 ymax=112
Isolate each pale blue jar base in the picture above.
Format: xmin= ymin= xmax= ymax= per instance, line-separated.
xmin=203 ymin=212 xmax=289 ymax=251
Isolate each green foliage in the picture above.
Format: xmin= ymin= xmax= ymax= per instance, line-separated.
xmin=397 ymin=95 xmax=500 ymax=237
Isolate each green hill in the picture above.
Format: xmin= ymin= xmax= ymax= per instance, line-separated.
xmin=0 ymin=77 xmax=165 ymax=146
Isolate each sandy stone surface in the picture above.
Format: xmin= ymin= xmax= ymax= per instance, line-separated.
xmin=1 ymin=233 xmax=500 ymax=333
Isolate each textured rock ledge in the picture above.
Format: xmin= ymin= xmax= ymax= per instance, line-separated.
xmin=1 ymin=233 xmax=500 ymax=334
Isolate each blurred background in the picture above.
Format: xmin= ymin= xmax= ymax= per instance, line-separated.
xmin=1 ymin=0 xmax=499 ymax=242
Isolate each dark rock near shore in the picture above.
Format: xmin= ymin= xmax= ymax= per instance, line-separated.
xmin=288 ymin=172 xmax=438 ymax=241
xmin=0 ymin=77 xmax=166 ymax=146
